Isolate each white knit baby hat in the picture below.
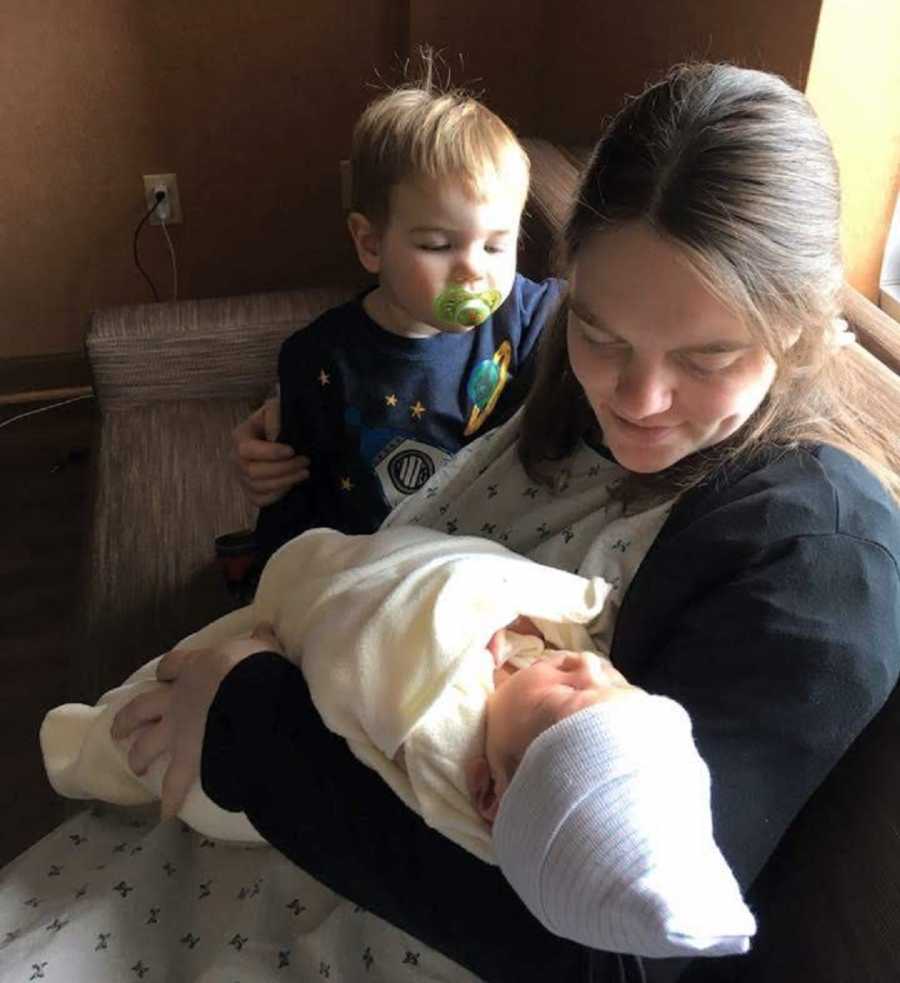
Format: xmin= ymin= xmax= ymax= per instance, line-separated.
xmin=492 ymin=694 xmax=757 ymax=958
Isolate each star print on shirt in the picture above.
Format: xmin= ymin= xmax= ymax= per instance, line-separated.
xmin=318 ymin=369 xmax=331 ymax=386
xmin=410 ymin=400 xmax=426 ymax=420
xmin=385 ymin=393 xmax=398 ymax=407
xmin=340 ymin=477 xmax=354 ymax=492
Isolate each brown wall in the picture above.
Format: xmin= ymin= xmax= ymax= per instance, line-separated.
xmin=534 ymin=0 xmax=823 ymax=141
xmin=2 ymin=0 xmax=827 ymax=368
xmin=1 ymin=0 xmax=401 ymax=362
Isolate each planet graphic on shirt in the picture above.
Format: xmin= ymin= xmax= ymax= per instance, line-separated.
xmin=464 ymin=341 xmax=513 ymax=436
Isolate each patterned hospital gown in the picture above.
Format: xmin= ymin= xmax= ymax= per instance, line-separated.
xmin=1 ymin=412 xmax=673 ymax=982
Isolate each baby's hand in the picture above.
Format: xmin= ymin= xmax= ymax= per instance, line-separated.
xmin=582 ymin=652 xmax=638 ymax=699
xmin=487 ymin=616 xmax=546 ymax=666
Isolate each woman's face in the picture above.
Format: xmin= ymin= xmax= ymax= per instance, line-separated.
xmin=567 ymin=221 xmax=777 ymax=473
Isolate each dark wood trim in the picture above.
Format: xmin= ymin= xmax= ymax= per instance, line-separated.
xmin=0 ymin=351 xmax=93 ymax=399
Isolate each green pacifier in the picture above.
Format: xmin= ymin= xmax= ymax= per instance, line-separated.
xmin=433 ymin=286 xmax=502 ymax=327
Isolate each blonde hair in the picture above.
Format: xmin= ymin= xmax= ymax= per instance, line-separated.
xmin=520 ymin=62 xmax=900 ymax=504
xmin=350 ymin=52 xmax=529 ymax=227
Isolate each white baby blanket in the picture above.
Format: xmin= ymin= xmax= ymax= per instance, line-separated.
xmin=41 ymin=526 xmax=612 ymax=859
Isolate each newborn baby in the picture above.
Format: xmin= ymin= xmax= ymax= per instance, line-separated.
xmin=464 ymin=618 xmax=635 ymax=824
xmin=42 ymin=525 xmax=755 ymax=957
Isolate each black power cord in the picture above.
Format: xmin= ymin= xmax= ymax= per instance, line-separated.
xmin=133 ymin=190 xmax=166 ymax=302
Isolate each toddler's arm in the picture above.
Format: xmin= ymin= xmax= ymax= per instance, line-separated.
xmin=232 ymin=396 xmax=309 ymax=507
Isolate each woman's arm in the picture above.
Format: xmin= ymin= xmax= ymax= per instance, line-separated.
xmin=201 ymin=652 xmax=597 ymax=983
xmin=612 ymin=451 xmax=900 ymax=891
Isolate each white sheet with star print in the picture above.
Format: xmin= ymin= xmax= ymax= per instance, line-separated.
xmin=0 ymin=804 xmax=481 ymax=983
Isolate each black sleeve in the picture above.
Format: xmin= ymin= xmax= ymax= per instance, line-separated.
xmin=253 ymin=474 xmax=333 ymax=564
xmin=200 ymin=652 xmax=601 ymax=983
xmin=623 ymin=530 xmax=900 ymax=892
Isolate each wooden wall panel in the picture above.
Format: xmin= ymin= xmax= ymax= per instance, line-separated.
xmin=0 ymin=0 xmax=400 ymax=360
xmin=407 ymin=0 xmax=547 ymax=136
xmin=533 ymin=0 xmax=823 ymax=142
xmin=1 ymin=0 xmax=830 ymax=367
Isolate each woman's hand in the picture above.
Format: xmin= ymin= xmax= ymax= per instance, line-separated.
xmin=111 ymin=623 xmax=284 ymax=820
xmin=232 ymin=399 xmax=310 ymax=507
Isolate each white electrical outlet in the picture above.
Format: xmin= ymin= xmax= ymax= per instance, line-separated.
xmin=142 ymin=173 xmax=182 ymax=225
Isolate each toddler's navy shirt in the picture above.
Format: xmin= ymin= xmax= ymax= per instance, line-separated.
xmin=255 ymin=274 xmax=562 ymax=560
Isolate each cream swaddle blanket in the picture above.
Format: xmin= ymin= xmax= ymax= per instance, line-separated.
xmin=42 ymin=526 xmax=612 ymax=860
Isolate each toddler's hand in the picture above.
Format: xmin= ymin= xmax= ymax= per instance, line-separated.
xmin=111 ymin=624 xmax=284 ymax=821
xmin=232 ymin=399 xmax=309 ymax=507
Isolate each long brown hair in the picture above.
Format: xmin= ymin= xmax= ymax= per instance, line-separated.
xmin=520 ymin=63 xmax=900 ymax=503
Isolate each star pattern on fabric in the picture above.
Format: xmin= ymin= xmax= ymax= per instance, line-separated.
xmin=237 ymin=880 xmax=262 ymax=900
xmin=410 ymin=400 xmax=426 ymax=420
xmin=318 ymin=369 xmax=331 ymax=386
xmin=340 ymin=477 xmax=354 ymax=492
xmin=385 ymin=393 xmax=398 ymax=407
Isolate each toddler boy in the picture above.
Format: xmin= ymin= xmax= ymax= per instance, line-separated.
xmin=232 ymin=72 xmax=561 ymax=587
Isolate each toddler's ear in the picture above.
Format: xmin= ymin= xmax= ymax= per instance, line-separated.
xmin=465 ymin=756 xmax=500 ymax=825
xmin=347 ymin=212 xmax=382 ymax=274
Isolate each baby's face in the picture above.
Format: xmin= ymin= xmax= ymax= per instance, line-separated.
xmin=484 ymin=650 xmax=630 ymax=802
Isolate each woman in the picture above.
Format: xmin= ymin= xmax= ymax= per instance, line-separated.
xmin=19 ymin=63 xmax=900 ymax=983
